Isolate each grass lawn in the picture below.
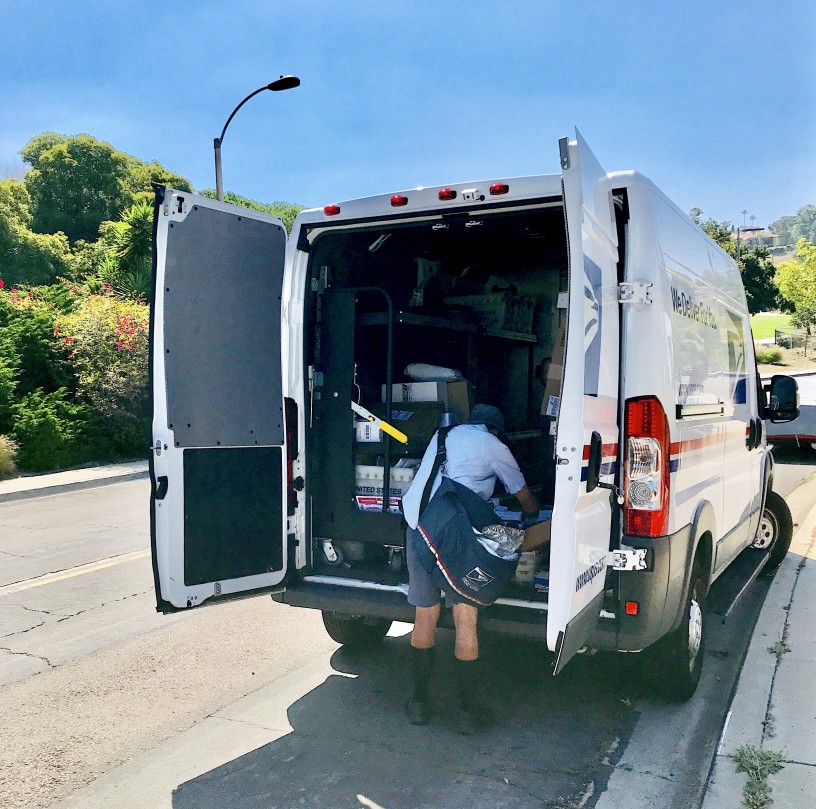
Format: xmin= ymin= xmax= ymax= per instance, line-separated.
xmin=750 ymin=313 xmax=793 ymax=340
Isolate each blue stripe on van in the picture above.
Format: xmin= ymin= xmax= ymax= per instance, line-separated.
xmin=580 ymin=461 xmax=618 ymax=482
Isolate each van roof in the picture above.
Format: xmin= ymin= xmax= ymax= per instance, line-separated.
xmin=295 ymin=173 xmax=564 ymax=226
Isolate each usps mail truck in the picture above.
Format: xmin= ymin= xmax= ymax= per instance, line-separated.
xmin=149 ymin=131 xmax=798 ymax=699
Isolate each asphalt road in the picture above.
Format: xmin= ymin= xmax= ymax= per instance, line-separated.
xmin=0 ymin=458 xmax=814 ymax=809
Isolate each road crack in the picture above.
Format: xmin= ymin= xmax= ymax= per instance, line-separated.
xmin=0 ymin=604 xmax=52 ymax=638
xmin=55 ymin=587 xmax=154 ymax=622
xmin=0 ymin=646 xmax=54 ymax=668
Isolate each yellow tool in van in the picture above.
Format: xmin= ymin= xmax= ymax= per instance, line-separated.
xmin=351 ymin=401 xmax=409 ymax=444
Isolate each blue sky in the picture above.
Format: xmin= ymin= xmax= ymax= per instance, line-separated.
xmin=2 ymin=1 xmax=814 ymax=228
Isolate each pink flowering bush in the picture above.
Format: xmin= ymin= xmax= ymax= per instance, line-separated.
xmin=0 ymin=279 xmax=149 ymax=471
xmin=57 ymin=289 xmax=149 ymax=457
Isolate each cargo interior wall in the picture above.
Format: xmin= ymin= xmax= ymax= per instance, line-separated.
xmin=304 ymin=205 xmax=568 ymax=584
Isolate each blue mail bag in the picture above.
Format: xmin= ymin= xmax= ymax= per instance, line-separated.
xmin=416 ymin=476 xmax=520 ymax=608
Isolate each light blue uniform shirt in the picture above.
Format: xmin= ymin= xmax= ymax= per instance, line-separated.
xmin=401 ymin=423 xmax=527 ymax=530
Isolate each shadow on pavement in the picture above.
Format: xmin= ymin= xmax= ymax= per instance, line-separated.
xmin=172 ymin=630 xmax=636 ymax=809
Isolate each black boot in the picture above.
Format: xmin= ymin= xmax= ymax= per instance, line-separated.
xmin=454 ymin=657 xmax=495 ymax=735
xmin=406 ymin=646 xmax=435 ymax=725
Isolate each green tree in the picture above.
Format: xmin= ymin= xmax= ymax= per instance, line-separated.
xmin=690 ymin=208 xmax=786 ymax=313
xmin=690 ymin=209 xmax=735 ymax=256
xmin=100 ymin=200 xmax=153 ymax=300
xmin=740 ymin=246 xmax=780 ymax=314
xmin=776 ymin=239 xmax=816 ymax=332
xmin=770 ymin=205 xmax=816 ymax=246
xmin=199 ymin=189 xmax=303 ymax=232
xmin=21 ymin=133 xmax=134 ymax=243
xmin=0 ymin=179 xmax=71 ymax=286
xmin=126 ymin=160 xmax=192 ymax=205
xmin=20 ymin=132 xmax=193 ymax=244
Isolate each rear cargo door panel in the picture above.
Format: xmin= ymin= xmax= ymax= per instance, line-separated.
xmin=550 ymin=132 xmax=620 ymax=672
xmin=151 ymin=190 xmax=289 ymax=611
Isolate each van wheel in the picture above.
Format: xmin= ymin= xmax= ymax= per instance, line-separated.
xmin=753 ymin=490 xmax=793 ymax=572
xmin=321 ymin=612 xmax=392 ymax=647
xmin=651 ymin=563 xmax=706 ymax=701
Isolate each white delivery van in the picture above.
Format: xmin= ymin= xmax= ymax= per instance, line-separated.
xmin=149 ymin=131 xmax=799 ymax=699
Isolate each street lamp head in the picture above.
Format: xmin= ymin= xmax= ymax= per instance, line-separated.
xmin=214 ymin=75 xmax=301 ymax=201
xmin=267 ymin=75 xmax=301 ymax=92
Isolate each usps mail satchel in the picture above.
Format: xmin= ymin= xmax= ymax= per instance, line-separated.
xmin=415 ymin=429 xmax=520 ymax=607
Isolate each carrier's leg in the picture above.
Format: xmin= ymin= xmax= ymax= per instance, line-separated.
xmin=452 ymin=603 xmax=495 ymax=734
xmin=406 ymin=606 xmax=439 ymax=725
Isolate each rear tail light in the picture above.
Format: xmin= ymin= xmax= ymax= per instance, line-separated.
xmin=284 ymin=397 xmax=299 ymax=514
xmin=438 ymin=188 xmax=457 ymax=201
xmin=624 ymin=396 xmax=669 ymax=537
xmin=323 ymin=204 xmax=341 ymax=216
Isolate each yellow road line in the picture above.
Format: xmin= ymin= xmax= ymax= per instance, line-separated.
xmin=0 ymin=550 xmax=150 ymax=596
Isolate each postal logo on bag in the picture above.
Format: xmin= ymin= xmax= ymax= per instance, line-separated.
xmin=464 ymin=567 xmax=494 ymax=591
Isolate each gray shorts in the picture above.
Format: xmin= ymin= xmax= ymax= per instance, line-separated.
xmin=406 ymin=526 xmax=467 ymax=608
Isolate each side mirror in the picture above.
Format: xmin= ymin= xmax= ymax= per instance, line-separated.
xmin=767 ymin=375 xmax=799 ymax=423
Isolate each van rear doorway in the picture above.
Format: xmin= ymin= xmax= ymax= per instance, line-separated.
xmin=303 ymin=203 xmax=569 ymax=602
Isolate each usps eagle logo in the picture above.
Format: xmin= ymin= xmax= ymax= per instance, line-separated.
xmin=465 ymin=567 xmax=494 ymax=590
xmin=584 ymin=282 xmax=600 ymax=349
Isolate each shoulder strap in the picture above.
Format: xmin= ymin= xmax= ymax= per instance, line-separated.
xmin=419 ymin=426 xmax=450 ymax=517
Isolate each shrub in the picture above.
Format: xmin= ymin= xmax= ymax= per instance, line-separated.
xmin=756 ymin=348 xmax=784 ymax=365
xmin=12 ymin=388 xmax=91 ymax=472
xmin=0 ymin=435 xmax=17 ymax=480
xmin=0 ymin=284 xmax=76 ymax=398
xmin=57 ymin=291 xmax=149 ymax=458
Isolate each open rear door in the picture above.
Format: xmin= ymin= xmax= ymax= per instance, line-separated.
xmin=150 ymin=189 xmax=289 ymax=611
xmin=549 ymin=132 xmax=620 ymax=673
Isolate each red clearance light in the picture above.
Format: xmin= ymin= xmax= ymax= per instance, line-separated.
xmin=625 ymin=601 xmax=639 ymax=616
xmin=323 ymin=204 xmax=341 ymax=216
xmin=438 ymin=188 xmax=457 ymax=201
xmin=391 ymin=194 xmax=408 ymax=207
xmin=490 ymin=183 xmax=509 ymax=195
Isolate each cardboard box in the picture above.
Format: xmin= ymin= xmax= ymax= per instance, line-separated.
xmin=382 ymin=380 xmax=473 ymax=423
xmin=355 ymin=465 xmax=415 ymax=498
xmin=355 ymin=421 xmax=382 ymax=442
xmin=355 ymin=496 xmax=403 ymax=515
xmin=522 ymin=518 xmax=552 ymax=552
xmin=540 ymin=324 xmax=566 ymax=417
xmin=444 ymin=292 xmax=535 ymax=333
xmin=515 ymin=550 xmax=545 ymax=585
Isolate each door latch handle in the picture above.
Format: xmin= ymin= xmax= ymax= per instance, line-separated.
xmin=155 ymin=476 xmax=168 ymax=500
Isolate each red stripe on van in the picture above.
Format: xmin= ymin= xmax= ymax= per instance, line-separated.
xmin=581 ymin=443 xmax=618 ymax=461
xmin=669 ymin=433 xmax=724 ymax=456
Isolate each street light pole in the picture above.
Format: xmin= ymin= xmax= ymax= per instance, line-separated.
xmin=213 ymin=75 xmax=301 ymax=201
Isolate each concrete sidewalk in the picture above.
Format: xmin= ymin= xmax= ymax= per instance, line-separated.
xmin=701 ymin=480 xmax=816 ymax=808
xmin=0 ymin=460 xmax=148 ymax=502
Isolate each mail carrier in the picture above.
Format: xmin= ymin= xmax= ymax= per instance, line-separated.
xmin=149 ymin=131 xmax=798 ymax=699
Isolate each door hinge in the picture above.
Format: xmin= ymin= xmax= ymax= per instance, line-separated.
xmin=558 ymin=137 xmax=570 ymax=170
xmin=618 ymin=282 xmax=653 ymax=306
xmin=608 ymin=547 xmax=649 ymax=571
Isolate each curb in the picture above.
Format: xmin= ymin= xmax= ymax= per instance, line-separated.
xmin=700 ymin=482 xmax=816 ymax=808
xmin=0 ymin=468 xmax=149 ymax=503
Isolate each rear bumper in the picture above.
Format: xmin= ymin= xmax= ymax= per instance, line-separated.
xmin=590 ymin=524 xmax=693 ymax=651
xmin=273 ymin=575 xmax=555 ymax=641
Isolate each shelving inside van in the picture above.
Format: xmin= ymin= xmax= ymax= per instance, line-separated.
xmin=303 ymin=203 xmax=569 ymax=591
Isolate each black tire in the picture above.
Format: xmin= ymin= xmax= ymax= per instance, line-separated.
xmin=321 ymin=612 xmax=392 ymax=647
xmin=754 ymin=490 xmax=793 ymax=572
xmin=649 ymin=563 xmax=706 ymax=701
